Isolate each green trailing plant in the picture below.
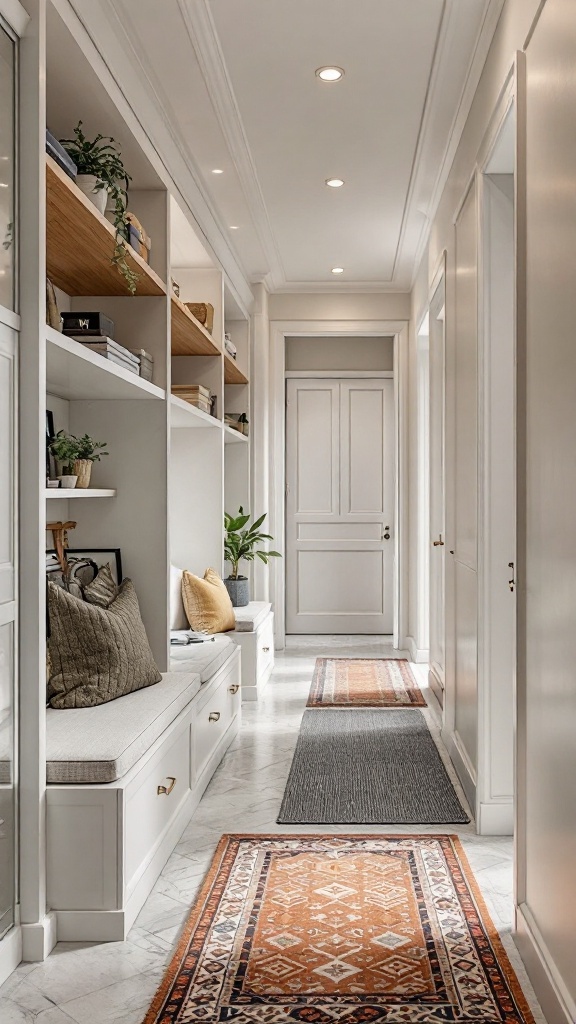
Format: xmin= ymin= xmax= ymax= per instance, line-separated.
xmin=224 ymin=507 xmax=281 ymax=580
xmin=49 ymin=430 xmax=108 ymax=474
xmin=60 ymin=122 xmax=139 ymax=294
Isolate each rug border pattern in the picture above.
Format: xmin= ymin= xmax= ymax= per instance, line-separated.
xmin=307 ymin=658 xmax=428 ymax=709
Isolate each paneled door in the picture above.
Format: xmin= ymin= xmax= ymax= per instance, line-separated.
xmin=429 ymin=277 xmax=446 ymax=705
xmin=286 ymin=378 xmax=394 ymax=633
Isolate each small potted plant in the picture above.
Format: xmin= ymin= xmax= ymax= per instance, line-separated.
xmin=49 ymin=430 xmax=108 ymax=489
xmin=224 ymin=508 xmax=281 ymax=607
xmin=59 ymin=122 xmax=139 ymax=293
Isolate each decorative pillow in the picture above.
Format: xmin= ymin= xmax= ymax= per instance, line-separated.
xmin=84 ymin=563 xmax=118 ymax=608
xmin=170 ymin=564 xmax=189 ymax=630
xmin=181 ymin=568 xmax=235 ymax=633
xmin=47 ymin=579 xmax=162 ymax=709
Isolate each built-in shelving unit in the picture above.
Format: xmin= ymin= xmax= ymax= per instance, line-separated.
xmin=224 ymin=352 xmax=249 ymax=385
xmin=46 ymin=327 xmax=166 ymax=402
xmin=46 ymin=156 xmax=167 ymax=297
xmin=170 ymin=394 xmax=222 ymax=430
xmin=171 ymin=295 xmax=220 ymax=356
xmin=45 ymin=488 xmax=117 ymax=499
xmin=224 ymin=425 xmax=249 ymax=444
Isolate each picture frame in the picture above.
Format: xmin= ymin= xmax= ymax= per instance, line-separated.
xmin=46 ymin=547 xmax=123 ymax=586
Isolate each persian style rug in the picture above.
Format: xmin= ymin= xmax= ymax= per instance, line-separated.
xmin=143 ymin=834 xmax=533 ymax=1024
xmin=307 ymin=658 xmax=427 ymax=709
xmin=277 ymin=709 xmax=469 ymax=824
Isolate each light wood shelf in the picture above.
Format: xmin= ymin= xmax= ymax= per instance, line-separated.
xmin=45 ymin=488 xmax=117 ymax=499
xmin=46 ymin=156 xmax=167 ymax=297
xmin=170 ymin=394 xmax=223 ymax=430
xmin=224 ymin=424 xmax=249 ymax=444
xmin=171 ymin=295 xmax=221 ymax=356
xmin=46 ymin=327 xmax=166 ymax=402
xmin=224 ymin=352 xmax=249 ymax=385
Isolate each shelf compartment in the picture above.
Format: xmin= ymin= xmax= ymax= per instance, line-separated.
xmin=224 ymin=425 xmax=249 ymax=444
xmin=46 ymin=156 xmax=167 ymax=297
xmin=224 ymin=353 xmax=248 ymax=385
xmin=46 ymin=327 xmax=166 ymax=402
xmin=171 ymin=295 xmax=221 ymax=356
xmin=170 ymin=394 xmax=223 ymax=430
xmin=45 ymin=488 xmax=117 ymax=499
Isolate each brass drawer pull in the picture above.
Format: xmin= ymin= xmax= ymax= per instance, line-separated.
xmin=229 ymin=684 xmax=239 ymax=694
xmin=208 ymin=711 xmax=221 ymax=723
xmin=262 ymin=646 xmax=270 ymax=653
xmin=157 ymin=776 xmax=176 ymax=796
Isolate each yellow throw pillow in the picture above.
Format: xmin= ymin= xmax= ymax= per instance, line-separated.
xmin=181 ymin=568 xmax=235 ymax=633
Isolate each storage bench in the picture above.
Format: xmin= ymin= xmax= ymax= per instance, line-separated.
xmin=228 ymin=602 xmax=274 ymax=700
xmin=45 ymin=641 xmax=240 ymax=942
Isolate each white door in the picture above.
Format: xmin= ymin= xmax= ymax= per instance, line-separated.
xmin=286 ymin=378 xmax=394 ymax=634
xmin=429 ymin=279 xmax=446 ymax=704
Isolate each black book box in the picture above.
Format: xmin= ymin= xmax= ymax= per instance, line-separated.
xmin=61 ymin=311 xmax=115 ymax=339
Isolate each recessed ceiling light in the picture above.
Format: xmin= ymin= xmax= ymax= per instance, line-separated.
xmin=316 ymin=66 xmax=344 ymax=82
xmin=230 ymin=225 xmax=239 ymax=230
xmin=325 ymin=178 xmax=345 ymax=188
xmin=212 ymin=168 xmax=224 ymax=175
xmin=332 ymin=267 xmax=344 ymax=274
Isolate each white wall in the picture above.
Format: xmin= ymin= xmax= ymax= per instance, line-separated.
xmin=286 ymin=336 xmax=393 ymax=372
xmin=269 ymin=292 xmax=410 ymax=322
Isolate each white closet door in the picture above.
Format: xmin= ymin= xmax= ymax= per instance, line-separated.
xmin=429 ymin=281 xmax=446 ymax=699
xmin=286 ymin=378 xmax=394 ymax=634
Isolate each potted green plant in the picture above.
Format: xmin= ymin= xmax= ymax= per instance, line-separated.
xmin=60 ymin=122 xmax=139 ymax=294
xmin=49 ymin=430 xmax=108 ymax=489
xmin=224 ymin=508 xmax=281 ymax=607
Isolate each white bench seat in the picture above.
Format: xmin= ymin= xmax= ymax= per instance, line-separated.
xmin=46 ymin=671 xmax=202 ymax=785
xmin=169 ymin=633 xmax=235 ymax=678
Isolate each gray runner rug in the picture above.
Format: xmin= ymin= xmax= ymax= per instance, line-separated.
xmin=277 ymin=709 xmax=469 ymax=824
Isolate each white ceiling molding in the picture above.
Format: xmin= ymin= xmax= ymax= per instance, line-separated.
xmin=408 ymin=0 xmax=508 ymax=285
xmin=176 ymin=0 xmax=286 ymax=292
xmin=66 ymin=0 xmax=255 ymax=313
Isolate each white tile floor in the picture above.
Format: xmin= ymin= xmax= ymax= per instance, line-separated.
xmin=0 ymin=637 xmax=546 ymax=1023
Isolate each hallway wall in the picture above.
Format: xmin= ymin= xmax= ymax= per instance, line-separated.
xmin=410 ymin=0 xmax=575 ymax=1020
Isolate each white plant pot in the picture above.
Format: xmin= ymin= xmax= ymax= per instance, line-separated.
xmin=76 ymin=175 xmax=107 ymax=215
xmin=58 ymin=475 xmax=78 ymax=489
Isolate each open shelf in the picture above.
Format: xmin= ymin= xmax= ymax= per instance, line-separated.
xmin=224 ymin=353 xmax=248 ymax=385
xmin=46 ymin=327 xmax=166 ymax=402
xmin=170 ymin=394 xmax=223 ymax=430
xmin=224 ymin=425 xmax=249 ymax=444
xmin=45 ymin=488 xmax=117 ymax=499
xmin=46 ymin=156 xmax=167 ymax=297
xmin=171 ymin=295 xmax=221 ymax=356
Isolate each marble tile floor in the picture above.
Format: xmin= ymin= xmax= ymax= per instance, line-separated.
xmin=0 ymin=636 xmax=546 ymax=1023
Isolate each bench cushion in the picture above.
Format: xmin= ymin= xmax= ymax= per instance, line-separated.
xmin=169 ymin=633 xmax=235 ymax=679
xmin=231 ymin=602 xmax=272 ymax=633
xmin=46 ymin=671 xmax=202 ymax=785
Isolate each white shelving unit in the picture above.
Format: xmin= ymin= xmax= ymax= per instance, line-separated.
xmin=45 ymin=488 xmax=117 ymax=499
xmin=46 ymin=327 xmax=165 ymax=402
xmin=224 ymin=425 xmax=249 ymax=445
xmin=170 ymin=394 xmax=222 ymax=430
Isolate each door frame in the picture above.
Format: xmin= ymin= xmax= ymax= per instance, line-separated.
xmin=427 ymin=255 xmax=447 ymax=708
xmin=269 ymin=319 xmax=409 ymax=650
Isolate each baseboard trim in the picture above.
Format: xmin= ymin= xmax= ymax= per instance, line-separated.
xmin=428 ymin=666 xmax=444 ymax=708
xmin=0 ymin=925 xmax=22 ymax=984
xmin=406 ymin=636 xmax=430 ymax=664
xmin=515 ymin=903 xmax=574 ymax=1024
xmin=443 ymin=728 xmax=477 ymax=814
xmin=56 ymin=910 xmax=126 ymax=943
xmin=477 ymin=800 xmax=513 ymax=836
xmin=21 ymin=912 xmax=57 ymax=962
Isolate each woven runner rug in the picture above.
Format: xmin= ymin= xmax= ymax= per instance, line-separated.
xmin=143 ymin=834 xmax=533 ymax=1024
xmin=308 ymin=657 xmax=427 ymax=708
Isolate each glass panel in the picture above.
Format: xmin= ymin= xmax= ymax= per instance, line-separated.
xmin=0 ymin=620 xmax=15 ymax=938
xmin=0 ymin=24 xmax=15 ymax=311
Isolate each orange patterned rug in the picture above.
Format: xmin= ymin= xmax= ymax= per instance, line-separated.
xmin=143 ymin=835 xmax=534 ymax=1024
xmin=307 ymin=657 xmax=427 ymax=708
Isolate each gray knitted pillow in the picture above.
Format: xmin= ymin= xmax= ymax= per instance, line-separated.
xmin=47 ymin=579 xmax=162 ymax=709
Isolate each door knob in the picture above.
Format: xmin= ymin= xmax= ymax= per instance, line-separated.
xmin=433 ymin=535 xmax=445 ymax=547
xmin=383 ymin=526 xmax=391 ymax=540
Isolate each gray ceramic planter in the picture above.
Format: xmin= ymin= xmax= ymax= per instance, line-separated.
xmin=224 ymin=576 xmax=249 ymax=607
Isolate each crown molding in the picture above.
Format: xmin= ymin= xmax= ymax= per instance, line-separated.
xmin=270 ymin=280 xmax=409 ymax=295
xmin=177 ymin=0 xmax=287 ymax=291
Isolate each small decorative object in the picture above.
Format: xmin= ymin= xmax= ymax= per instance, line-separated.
xmin=57 ymin=474 xmax=78 ymax=488
xmin=49 ymin=430 xmax=108 ymax=489
xmin=185 ymin=302 xmax=214 ymax=334
xmin=61 ymin=310 xmax=115 ymax=338
xmin=46 ymin=479 xmax=60 ymax=489
xmin=46 ymin=278 xmax=61 ymax=331
xmin=171 ymin=278 xmax=180 ymax=298
xmin=46 ymin=520 xmax=77 ymax=573
xmin=59 ymin=122 xmax=139 ymax=294
xmin=124 ymin=211 xmax=151 ymax=263
xmin=223 ymin=507 xmax=281 ymax=607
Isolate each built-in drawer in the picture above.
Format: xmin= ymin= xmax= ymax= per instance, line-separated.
xmin=255 ymin=615 xmax=274 ymax=684
xmin=194 ymin=673 xmax=235 ymax=780
xmin=124 ymin=724 xmax=191 ymax=888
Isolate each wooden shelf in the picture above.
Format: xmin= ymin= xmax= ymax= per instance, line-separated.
xmin=171 ymin=295 xmax=221 ymax=356
xmin=224 ymin=353 xmax=248 ymax=385
xmin=224 ymin=425 xmax=249 ymax=444
xmin=46 ymin=327 xmax=166 ymax=402
xmin=45 ymin=488 xmax=117 ymax=499
xmin=46 ymin=156 xmax=167 ymax=297
xmin=170 ymin=394 xmax=223 ymax=430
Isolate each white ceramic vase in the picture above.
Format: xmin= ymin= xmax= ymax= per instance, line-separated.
xmin=76 ymin=174 xmax=107 ymax=215
xmin=58 ymin=475 xmax=78 ymax=489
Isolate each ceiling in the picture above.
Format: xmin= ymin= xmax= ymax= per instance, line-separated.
xmin=79 ymin=0 xmax=498 ymax=292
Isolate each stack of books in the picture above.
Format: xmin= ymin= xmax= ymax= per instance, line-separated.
xmin=69 ymin=335 xmax=140 ymax=375
xmin=171 ymin=384 xmax=213 ymax=415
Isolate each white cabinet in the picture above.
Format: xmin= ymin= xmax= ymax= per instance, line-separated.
xmin=230 ymin=604 xmax=274 ymax=700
